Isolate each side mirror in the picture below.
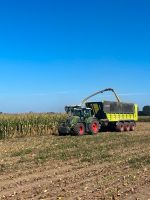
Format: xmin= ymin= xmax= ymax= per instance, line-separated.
xmin=65 ymin=106 xmax=68 ymax=112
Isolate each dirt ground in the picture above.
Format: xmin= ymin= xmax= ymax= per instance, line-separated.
xmin=0 ymin=122 xmax=150 ymax=200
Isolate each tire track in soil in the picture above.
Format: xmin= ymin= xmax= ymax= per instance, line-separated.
xmin=1 ymin=123 xmax=150 ymax=200
xmin=123 ymin=185 xmax=150 ymax=200
xmin=30 ymin=166 xmax=109 ymax=200
xmin=1 ymin=149 xmax=148 ymax=199
xmin=0 ymin=164 xmax=75 ymax=193
xmin=0 ymin=159 xmax=79 ymax=184
xmin=0 ymin=163 xmax=111 ymax=199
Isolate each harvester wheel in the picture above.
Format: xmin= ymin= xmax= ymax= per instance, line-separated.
xmin=116 ymin=122 xmax=124 ymax=132
xmin=124 ymin=122 xmax=130 ymax=132
xmin=89 ymin=120 xmax=100 ymax=135
xmin=130 ymin=122 xmax=136 ymax=131
xmin=73 ymin=123 xmax=85 ymax=136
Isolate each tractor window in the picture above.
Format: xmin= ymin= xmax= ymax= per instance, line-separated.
xmin=73 ymin=109 xmax=81 ymax=117
xmin=83 ymin=109 xmax=91 ymax=117
xmin=92 ymin=103 xmax=100 ymax=115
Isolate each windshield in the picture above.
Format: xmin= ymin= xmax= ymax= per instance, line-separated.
xmin=83 ymin=109 xmax=91 ymax=117
xmin=65 ymin=106 xmax=91 ymax=117
xmin=73 ymin=109 xmax=81 ymax=117
xmin=73 ymin=109 xmax=91 ymax=117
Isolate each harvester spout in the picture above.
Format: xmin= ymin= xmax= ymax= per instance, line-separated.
xmin=80 ymin=88 xmax=121 ymax=106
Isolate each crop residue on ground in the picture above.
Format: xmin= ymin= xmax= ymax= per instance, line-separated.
xmin=0 ymin=122 xmax=150 ymax=200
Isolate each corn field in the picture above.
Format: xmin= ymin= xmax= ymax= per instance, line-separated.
xmin=0 ymin=114 xmax=148 ymax=139
xmin=0 ymin=113 xmax=66 ymax=139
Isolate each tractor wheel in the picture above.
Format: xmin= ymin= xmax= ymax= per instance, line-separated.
xmin=130 ymin=122 xmax=136 ymax=131
xmin=116 ymin=122 xmax=124 ymax=132
xmin=89 ymin=120 xmax=100 ymax=135
xmin=73 ymin=123 xmax=85 ymax=136
xmin=124 ymin=122 xmax=130 ymax=132
xmin=58 ymin=130 xmax=67 ymax=136
xmin=58 ymin=130 xmax=64 ymax=136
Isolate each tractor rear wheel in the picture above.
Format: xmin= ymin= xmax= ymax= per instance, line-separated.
xmin=89 ymin=120 xmax=100 ymax=135
xmin=124 ymin=122 xmax=130 ymax=131
xmin=130 ymin=122 xmax=136 ymax=131
xmin=116 ymin=122 xmax=124 ymax=132
xmin=73 ymin=123 xmax=85 ymax=136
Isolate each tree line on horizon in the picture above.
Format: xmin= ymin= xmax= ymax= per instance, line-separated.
xmin=138 ymin=106 xmax=150 ymax=116
xmin=0 ymin=106 xmax=150 ymax=116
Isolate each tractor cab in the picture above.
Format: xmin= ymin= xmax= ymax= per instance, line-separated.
xmin=58 ymin=105 xmax=98 ymax=136
xmin=65 ymin=106 xmax=92 ymax=118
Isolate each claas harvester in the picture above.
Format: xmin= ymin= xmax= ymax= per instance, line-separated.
xmin=58 ymin=88 xmax=138 ymax=136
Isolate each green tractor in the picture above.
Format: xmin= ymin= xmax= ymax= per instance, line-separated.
xmin=58 ymin=88 xmax=138 ymax=136
xmin=58 ymin=105 xmax=100 ymax=136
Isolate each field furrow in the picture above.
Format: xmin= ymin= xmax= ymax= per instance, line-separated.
xmin=0 ymin=122 xmax=150 ymax=200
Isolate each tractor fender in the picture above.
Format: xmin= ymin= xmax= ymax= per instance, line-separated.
xmin=70 ymin=116 xmax=81 ymax=128
xmin=85 ymin=117 xmax=97 ymax=124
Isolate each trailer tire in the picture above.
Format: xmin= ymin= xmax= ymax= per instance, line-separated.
xmin=116 ymin=122 xmax=124 ymax=132
xmin=73 ymin=123 xmax=85 ymax=136
xmin=130 ymin=122 xmax=136 ymax=131
xmin=89 ymin=120 xmax=100 ymax=135
xmin=124 ymin=122 xmax=130 ymax=132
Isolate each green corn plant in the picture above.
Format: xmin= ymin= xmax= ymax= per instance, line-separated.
xmin=0 ymin=113 xmax=67 ymax=139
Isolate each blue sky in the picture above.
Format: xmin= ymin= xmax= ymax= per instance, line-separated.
xmin=0 ymin=0 xmax=150 ymax=112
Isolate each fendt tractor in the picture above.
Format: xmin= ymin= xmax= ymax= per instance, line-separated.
xmin=58 ymin=88 xmax=138 ymax=136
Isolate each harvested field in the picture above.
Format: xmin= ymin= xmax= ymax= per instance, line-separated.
xmin=139 ymin=116 xmax=150 ymax=122
xmin=0 ymin=122 xmax=150 ymax=200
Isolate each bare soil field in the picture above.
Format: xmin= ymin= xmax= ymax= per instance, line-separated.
xmin=0 ymin=122 xmax=150 ymax=200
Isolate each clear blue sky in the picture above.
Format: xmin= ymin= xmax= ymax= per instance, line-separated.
xmin=0 ymin=0 xmax=150 ymax=112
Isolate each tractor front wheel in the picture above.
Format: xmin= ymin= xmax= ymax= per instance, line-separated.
xmin=89 ymin=120 xmax=100 ymax=135
xmin=73 ymin=123 xmax=85 ymax=136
